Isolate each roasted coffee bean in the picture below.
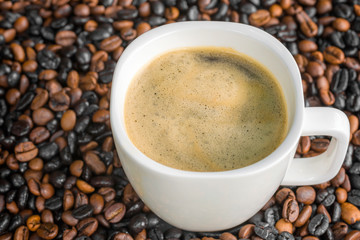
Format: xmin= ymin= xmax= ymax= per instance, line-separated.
xmin=331 ymin=69 xmax=348 ymax=94
xmin=72 ymin=204 xmax=94 ymax=220
xmin=37 ymin=223 xmax=58 ymax=240
xmin=282 ymin=198 xmax=299 ymax=223
xmin=76 ymin=217 xmax=98 ymax=236
xmin=104 ymin=202 xmax=126 ymax=223
xmin=129 ymin=213 xmax=148 ymax=234
xmin=308 ymin=214 xmax=329 ymax=236
xmin=45 ymin=197 xmax=62 ymax=211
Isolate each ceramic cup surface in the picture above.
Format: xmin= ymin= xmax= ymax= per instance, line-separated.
xmin=110 ymin=21 xmax=350 ymax=231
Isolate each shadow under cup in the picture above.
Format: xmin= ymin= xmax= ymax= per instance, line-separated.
xmin=110 ymin=22 xmax=304 ymax=231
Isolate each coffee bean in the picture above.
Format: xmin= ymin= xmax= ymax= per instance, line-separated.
xmin=296 ymin=11 xmax=318 ymax=37
xmin=332 ymin=18 xmax=350 ymax=32
xmin=76 ymin=217 xmax=98 ymax=236
xmin=341 ymin=202 xmax=360 ymax=224
xmin=308 ymin=214 xmax=329 ymax=236
xmin=249 ymin=10 xmax=271 ymax=27
xmin=297 ymin=187 xmax=316 ymax=204
xmin=49 ymin=90 xmax=70 ymax=112
xmin=83 ymin=151 xmax=106 ymax=175
xmin=100 ymin=36 xmax=122 ymax=52
xmin=104 ymin=202 xmax=126 ymax=223
xmin=129 ymin=214 xmax=148 ymax=234
xmin=45 ymin=196 xmax=62 ymax=210
xmin=26 ymin=215 xmax=41 ymax=231
xmin=282 ymin=197 xmax=299 ymax=223
xmin=37 ymin=223 xmax=58 ymax=240
xmin=324 ymin=46 xmax=345 ymax=64
xmin=14 ymin=142 xmax=38 ymax=162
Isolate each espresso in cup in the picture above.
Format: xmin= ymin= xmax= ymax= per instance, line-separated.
xmin=124 ymin=47 xmax=288 ymax=172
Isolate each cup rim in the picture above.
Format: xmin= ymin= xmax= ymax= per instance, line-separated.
xmin=110 ymin=21 xmax=304 ymax=177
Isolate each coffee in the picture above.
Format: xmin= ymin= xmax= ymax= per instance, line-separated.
xmin=124 ymin=47 xmax=288 ymax=172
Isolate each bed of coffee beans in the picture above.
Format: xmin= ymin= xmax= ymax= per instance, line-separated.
xmin=0 ymin=0 xmax=360 ymax=239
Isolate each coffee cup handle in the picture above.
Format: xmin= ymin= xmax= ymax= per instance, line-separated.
xmin=281 ymin=107 xmax=350 ymax=186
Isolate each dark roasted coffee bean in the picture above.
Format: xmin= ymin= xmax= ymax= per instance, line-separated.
xmin=129 ymin=213 xmax=148 ymax=234
xmin=49 ymin=171 xmax=66 ymax=188
xmin=331 ymin=69 xmax=348 ymax=93
xmin=148 ymin=227 xmax=164 ymax=240
xmin=17 ymin=185 xmax=29 ymax=210
xmin=346 ymin=94 xmax=360 ymax=112
xmin=45 ymin=197 xmax=62 ymax=211
xmin=308 ymin=214 xmax=329 ymax=236
xmin=348 ymin=190 xmax=360 ymax=206
xmin=118 ymin=9 xmax=139 ymax=20
xmin=0 ymin=213 xmax=11 ymax=234
xmin=0 ymin=179 xmax=11 ymax=193
xmin=37 ymin=49 xmax=60 ymax=70
xmin=345 ymin=30 xmax=359 ymax=47
xmin=72 ymin=204 xmax=94 ymax=220
xmin=8 ymin=215 xmax=23 ymax=232
xmin=330 ymin=32 xmax=345 ymax=49
xmin=38 ymin=142 xmax=59 ymax=161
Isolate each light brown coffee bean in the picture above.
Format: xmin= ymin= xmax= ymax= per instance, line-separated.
xmin=92 ymin=109 xmax=110 ymax=123
xmin=345 ymin=230 xmax=360 ymax=240
xmin=100 ymin=36 xmax=122 ymax=52
xmin=120 ymin=27 xmax=137 ymax=41
xmin=63 ymin=189 xmax=74 ymax=211
xmin=76 ymin=179 xmax=95 ymax=194
xmin=331 ymin=222 xmax=347 ymax=240
xmin=296 ymin=186 xmax=316 ymax=204
xmin=98 ymin=187 xmax=116 ymax=202
xmin=79 ymin=73 xmax=97 ymax=91
xmin=28 ymin=158 xmax=43 ymax=171
xmin=294 ymin=204 xmax=312 ymax=227
xmin=341 ymin=202 xmax=360 ymax=224
xmin=249 ymin=10 xmax=271 ymax=27
xmin=282 ymin=197 xmax=299 ymax=222
xmin=83 ymin=151 xmax=106 ymax=175
xmin=14 ymin=16 xmax=29 ymax=33
xmin=39 ymin=70 xmax=58 ymax=81
xmin=335 ymin=187 xmax=347 ymax=204
xmin=319 ymin=89 xmax=335 ymax=106
xmin=104 ymin=202 xmax=126 ymax=223
xmin=332 ymin=18 xmax=350 ymax=32
xmin=36 ymin=223 xmax=58 ymax=240
xmin=29 ymin=127 xmax=50 ymax=144
xmin=341 ymin=174 xmax=351 ymax=192
xmin=5 ymin=88 xmax=20 ymax=105
xmin=73 ymin=192 xmax=88 ymax=210
xmin=15 ymin=141 xmax=38 ymax=162
xmin=298 ymin=40 xmax=318 ymax=53
xmin=238 ymin=224 xmax=255 ymax=239
xmin=355 ymin=4 xmax=360 ymax=16
xmin=306 ymin=61 xmax=324 ymax=77
xmin=63 ymin=227 xmax=77 ymax=240
xmin=76 ymin=218 xmax=98 ymax=237
xmin=22 ymin=60 xmax=38 ymax=72
xmin=67 ymin=70 xmax=79 ymax=89
xmin=317 ymin=204 xmax=331 ymax=223
xmin=316 ymin=0 xmax=332 ymax=14
xmin=40 ymin=183 xmax=55 ymax=199
xmin=55 ymin=30 xmax=77 ymax=47
xmin=136 ymin=22 xmax=151 ymax=36
xmin=324 ymin=46 xmax=345 ymax=64
xmin=62 ymin=211 xmax=79 ymax=226
xmin=349 ymin=115 xmax=359 ymax=137
xmin=303 ymin=237 xmax=319 ymax=240
xmin=10 ymin=43 xmax=25 ymax=62
xmin=31 ymin=89 xmax=48 ymax=110
xmin=311 ymin=138 xmax=330 ymax=152
xmin=275 ymin=218 xmax=293 ymax=233
xmin=49 ymin=90 xmax=70 ymax=112
xmin=14 ymin=226 xmax=29 ymax=240
xmin=316 ymin=76 xmax=329 ymax=90
xmin=27 ymin=215 xmax=41 ymax=232
xmin=90 ymin=193 xmax=104 ymax=215
xmin=61 ymin=110 xmax=76 ymax=131
xmin=296 ymin=136 xmax=311 ymax=154
xmin=331 ymin=168 xmax=346 ymax=187
xmin=113 ymin=233 xmax=134 ymax=240
xmin=345 ymin=57 xmax=360 ymax=71
xmin=296 ymin=11 xmax=318 ymax=37
xmin=32 ymin=108 xmax=54 ymax=126
xmin=28 ymin=178 xmax=41 ymax=196
xmin=70 ymin=160 xmax=84 ymax=177
xmin=74 ymin=4 xmax=90 ymax=17
xmin=276 ymin=188 xmax=296 ymax=204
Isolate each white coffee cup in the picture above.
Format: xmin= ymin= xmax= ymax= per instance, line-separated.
xmin=110 ymin=22 xmax=350 ymax=231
